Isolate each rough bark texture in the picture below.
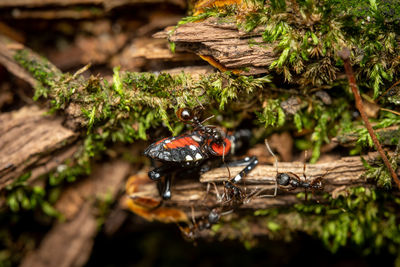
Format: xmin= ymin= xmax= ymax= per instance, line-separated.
xmin=0 ymin=36 xmax=38 ymax=88
xmin=19 ymin=160 xmax=131 ymax=267
xmin=128 ymin=152 xmax=396 ymax=211
xmin=0 ymin=0 xmax=186 ymax=10
xmin=113 ymin=37 xmax=201 ymax=71
xmin=154 ymin=17 xmax=277 ymax=75
xmin=0 ymin=106 xmax=78 ymax=189
xmin=0 ymin=1 xmax=185 ymax=19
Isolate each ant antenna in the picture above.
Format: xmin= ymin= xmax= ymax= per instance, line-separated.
xmin=264 ymin=139 xmax=278 ymax=197
xmin=200 ymin=115 xmax=215 ymax=125
xmin=196 ymin=99 xmax=205 ymax=109
xmin=221 ymin=134 xmax=232 ymax=180
xmin=265 ymin=139 xmax=278 ymax=174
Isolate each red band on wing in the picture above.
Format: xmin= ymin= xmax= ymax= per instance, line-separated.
xmin=155 ymin=137 xmax=168 ymax=145
xmin=165 ymin=137 xmax=200 ymax=149
xmin=210 ymin=138 xmax=231 ymax=156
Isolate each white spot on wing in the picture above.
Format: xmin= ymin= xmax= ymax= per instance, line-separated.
xmin=165 ymin=140 xmax=171 ymax=143
xmin=189 ymin=145 xmax=197 ymax=150
xmin=192 ymin=135 xmax=201 ymax=142
xmin=195 ymin=153 xmax=202 ymax=160
xmin=185 ymin=155 xmax=194 ymax=161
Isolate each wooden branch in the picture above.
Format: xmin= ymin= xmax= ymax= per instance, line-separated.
xmin=19 ymin=160 xmax=131 ymax=267
xmin=154 ymin=17 xmax=277 ymax=75
xmin=0 ymin=106 xmax=78 ymax=189
xmin=128 ymin=153 xmax=396 ymax=212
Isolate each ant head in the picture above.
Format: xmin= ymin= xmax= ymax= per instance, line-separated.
xmin=311 ymin=177 xmax=324 ymax=190
xmin=208 ymin=135 xmax=231 ymax=157
xmin=211 ymin=130 xmax=224 ymax=143
xmin=208 ymin=208 xmax=220 ymax=225
xmin=276 ymin=173 xmax=290 ymax=186
xmin=224 ymin=180 xmax=235 ymax=190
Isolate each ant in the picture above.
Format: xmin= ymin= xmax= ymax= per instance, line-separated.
xmin=217 ymin=155 xmax=277 ymax=206
xmin=265 ymin=139 xmax=324 ymax=201
xmin=178 ymin=207 xmax=225 ymax=241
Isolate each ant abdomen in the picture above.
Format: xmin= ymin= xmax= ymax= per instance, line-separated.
xmin=276 ymin=173 xmax=291 ymax=186
xmin=176 ymin=108 xmax=193 ymax=121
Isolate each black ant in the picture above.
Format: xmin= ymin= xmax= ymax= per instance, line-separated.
xmin=216 ymin=155 xmax=277 ymax=206
xmin=265 ymin=139 xmax=325 ymax=201
xmin=178 ymin=207 xmax=224 ymax=241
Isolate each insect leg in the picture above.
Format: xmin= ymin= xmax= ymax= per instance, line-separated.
xmin=148 ymin=164 xmax=175 ymax=181
xmin=225 ymin=156 xmax=257 ymax=167
xmin=160 ymin=173 xmax=172 ymax=200
xmin=231 ymin=156 xmax=258 ymax=184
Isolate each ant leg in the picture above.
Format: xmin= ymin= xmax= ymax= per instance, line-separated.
xmin=202 ymin=183 xmax=211 ymax=202
xmin=303 ymin=163 xmax=308 ymax=201
xmin=251 ymin=179 xmax=278 ymax=200
xmin=303 ymin=151 xmax=308 ymax=201
xmin=221 ymin=157 xmax=259 ymax=204
xmin=225 ymin=156 xmax=256 ymax=167
xmin=231 ymin=156 xmax=258 ymax=184
xmin=212 ymin=182 xmax=223 ymax=202
xmin=161 ymin=174 xmax=172 ymax=200
xmin=203 ymin=182 xmax=223 ymax=203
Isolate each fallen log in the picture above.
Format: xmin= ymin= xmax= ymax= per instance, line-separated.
xmin=127 ymin=152 xmax=396 ymax=213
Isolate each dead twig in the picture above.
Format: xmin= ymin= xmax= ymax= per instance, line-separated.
xmin=339 ymin=47 xmax=400 ymax=190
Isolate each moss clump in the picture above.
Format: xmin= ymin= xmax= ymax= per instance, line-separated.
xmin=5 ymin=1 xmax=400 ymax=264
xmin=171 ymin=0 xmax=400 ymax=163
xmin=215 ymin=188 xmax=400 ymax=259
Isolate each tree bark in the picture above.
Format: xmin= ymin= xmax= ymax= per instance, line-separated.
xmin=0 ymin=106 xmax=78 ymax=189
xmin=127 ymin=152 xmax=396 ymax=212
xmin=154 ymin=17 xmax=277 ymax=75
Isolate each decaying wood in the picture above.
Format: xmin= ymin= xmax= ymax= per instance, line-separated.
xmin=5 ymin=8 xmax=106 ymax=19
xmin=0 ymin=34 xmax=63 ymax=86
xmin=0 ymin=36 xmax=38 ymax=88
xmin=0 ymin=34 xmax=90 ymax=130
xmin=0 ymin=1 xmax=185 ymax=19
xmin=113 ymin=37 xmax=200 ymax=71
xmin=128 ymin=152 xmax=397 ymax=212
xmin=154 ymin=17 xmax=277 ymax=75
xmin=20 ymin=160 xmax=131 ymax=267
xmin=0 ymin=106 xmax=78 ymax=189
xmin=0 ymin=0 xmax=186 ymax=10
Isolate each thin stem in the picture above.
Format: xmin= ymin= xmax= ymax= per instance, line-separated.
xmin=339 ymin=48 xmax=400 ymax=190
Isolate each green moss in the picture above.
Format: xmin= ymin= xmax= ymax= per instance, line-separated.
xmin=9 ymin=4 xmax=400 ymax=260
xmin=215 ymin=188 xmax=400 ymax=257
xmin=165 ymin=0 xmax=400 ymax=165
